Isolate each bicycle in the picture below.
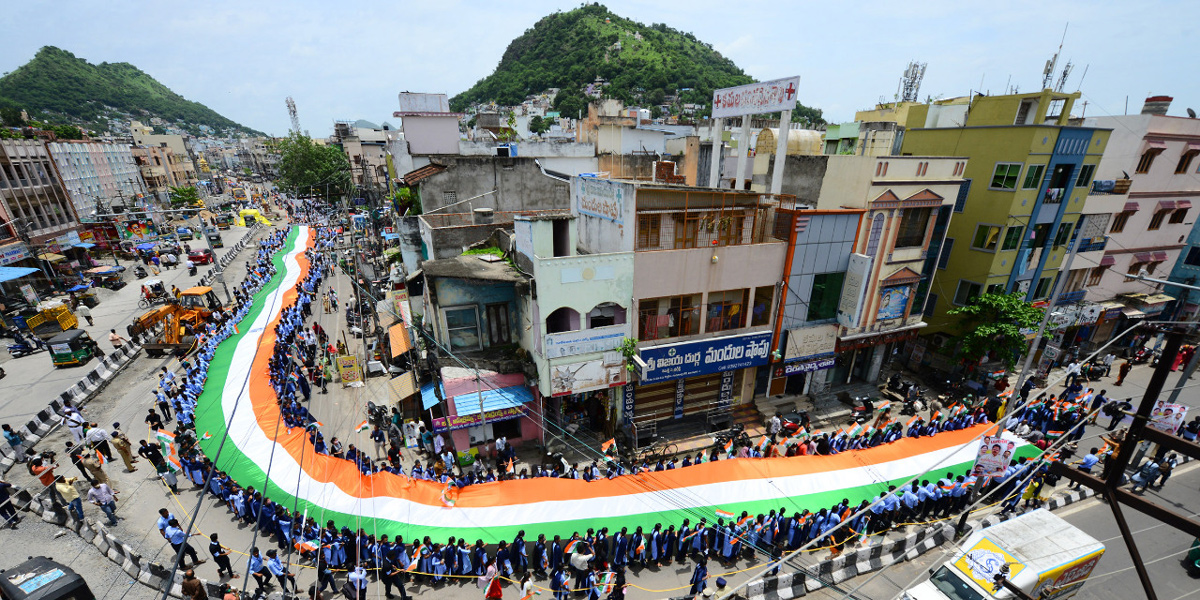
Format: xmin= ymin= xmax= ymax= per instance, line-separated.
xmin=636 ymin=437 xmax=679 ymax=465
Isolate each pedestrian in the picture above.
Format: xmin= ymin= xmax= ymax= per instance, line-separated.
xmin=85 ymin=422 xmax=115 ymax=462
xmin=86 ymin=480 xmax=119 ymax=526
xmin=157 ymin=459 xmax=180 ymax=493
xmin=1069 ymin=448 xmax=1100 ymax=490
xmin=209 ymin=533 xmax=240 ymax=579
xmin=266 ymin=549 xmax=298 ymax=593
xmin=76 ymin=304 xmax=94 ymax=327
xmin=1155 ymin=454 xmax=1178 ymax=488
xmin=0 ymin=478 xmax=20 ymax=528
xmin=344 ymin=564 xmax=368 ymax=600
xmin=80 ymin=451 xmax=109 ymax=486
xmin=56 ymin=476 xmax=84 ymax=522
xmin=3 ymin=424 xmax=26 ymax=462
xmin=108 ymin=329 xmax=127 ymax=350
xmin=1115 ymin=359 xmax=1132 ymax=386
xmin=181 ymin=570 xmax=206 ymax=600
xmin=64 ymin=410 xmax=86 ymax=443
xmin=138 ymin=439 xmax=166 ymax=468
xmin=1102 ymin=352 xmax=1115 ymax=376
xmin=249 ymin=547 xmax=272 ymax=594
xmin=30 ymin=457 xmax=66 ymax=505
xmin=688 ymin=557 xmax=708 ymax=596
xmin=111 ymin=424 xmax=138 ymax=472
xmin=65 ymin=443 xmax=98 ymax=485
xmin=1129 ymin=459 xmax=1160 ymax=493
xmin=163 ymin=518 xmax=205 ymax=567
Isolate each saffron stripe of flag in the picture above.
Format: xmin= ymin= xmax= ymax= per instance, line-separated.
xmin=355 ymin=420 xmax=370 ymax=432
xmin=875 ymin=401 xmax=891 ymax=412
xmin=847 ymin=423 xmax=864 ymax=438
xmin=736 ymin=514 xmax=754 ymax=528
xmin=930 ymin=410 xmax=942 ymax=422
xmin=95 ymin=449 xmax=106 ymax=466
xmin=600 ymin=438 xmax=615 ymax=453
xmin=722 ymin=439 xmax=733 ymax=455
xmin=905 ymin=415 xmax=920 ymax=429
xmin=563 ymin=540 xmax=578 ymax=554
xmin=201 ymin=431 xmax=213 ymax=440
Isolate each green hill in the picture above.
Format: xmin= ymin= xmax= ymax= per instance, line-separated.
xmin=451 ymin=4 xmax=823 ymax=124
xmin=0 ymin=46 xmax=261 ymax=136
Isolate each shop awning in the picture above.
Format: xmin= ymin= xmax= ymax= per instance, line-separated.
xmin=452 ymin=385 xmax=534 ymax=417
xmin=73 ymin=242 xmax=96 ymax=249
xmin=37 ymin=252 xmax=66 ymax=263
xmin=419 ymin=381 xmax=446 ymax=410
xmin=1143 ymin=293 xmax=1175 ymax=304
xmin=0 ymin=266 xmax=40 ymax=283
xmin=1122 ymin=306 xmax=1147 ymax=319
xmin=1099 ymin=255 xmax=1116 ymax=267
xmin=1123 ymin=201 xmax=1140 ymax=212
xmin=387 ymin=323 xmax=411 ymax=357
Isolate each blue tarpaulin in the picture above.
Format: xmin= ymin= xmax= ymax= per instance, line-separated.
xmin=73 ymin=242 xmax=96 ymax=249
xmin=66 ymin=283 xmax=91 ymax=292
xmin=0 ymin=266 xmax=39 ymax=283
xmin=420 ymin=381 xmax=446 ymax=410
xmin=381 ymin=232 xmax=399 ymax=240
xmin=452 ymin=385 xmax=534 ymax=416
xmin=136 ymin=243 xmax=155 ymax=251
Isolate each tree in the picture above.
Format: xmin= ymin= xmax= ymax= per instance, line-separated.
xmin=0 ymin=107 xmax=24 ymax=127
xmin=528 ymin=115 xmax=551 ymax=135
xmin=275 ymin=131 xmax=352 ymax=202
xmin=946 ymin=292 xmax=1044 ymax=370
xmin=168 ymin=185 xmax=200 ymax=208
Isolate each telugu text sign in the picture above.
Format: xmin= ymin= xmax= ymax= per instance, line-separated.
xmin=712 ymin=77 xmax=801 ymax=119
xmin=638 ymin=331 xmax=772 ymax=384
xmin=575 ymin=177 xmax=626 ymax=223
xmin=784 ymin=324 xmax=838 ymax=362
xmin=544 ymin=325 xmax=628 ymax=358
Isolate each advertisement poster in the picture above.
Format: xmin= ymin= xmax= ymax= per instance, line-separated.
xmin=837 ymin=254 xmax=872 ymax=328
xmin=1148 ymin=400 xmax=1188 ymax=434
xmin=954 ymin=538 xmax=1025 ymax=592
xmin=877 ymin=285 xmax=911 ymax=320
xmin=120 ymin=220 xmax=155 ymax=241
xmin=973 ymin=435 xmax=1015 ymax=479
xmin=19 ymin=284 xmax=39 ymax=305
xmin=550 ymin=358 xmax=626 ymax=396
xmin=336 ymin=355 xmax=362 ymax=386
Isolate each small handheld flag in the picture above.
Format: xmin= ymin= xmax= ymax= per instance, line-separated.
xmin=601 ymin=438 xmax=616 ymax=454
xmin=201 ymin=431 xmax=213 ymax=440
xmin=355 ymin=420 xmax=370 ymax=433
xmin=715 ymin=509 xmax=735 ymax=520
xmin=95 ymin=450 xmax=106 ymax=466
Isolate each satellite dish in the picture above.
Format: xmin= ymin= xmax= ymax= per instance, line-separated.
xmin=1189 ymin=108 xmax=1197 ymax=118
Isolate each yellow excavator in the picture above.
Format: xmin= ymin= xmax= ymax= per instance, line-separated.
xmin=127 ymin=286 xmax=223 ymax=357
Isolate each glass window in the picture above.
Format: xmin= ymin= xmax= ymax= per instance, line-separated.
xmin=1169 ymin=208 xmax=1189 ymax=224
xmin=923 ymin=293 xmax=938 ymax=318
xmin=1088 ymin=266 xmax=1108 ymax=285
xmin=972 ymin=225 xmax=1001 ymax=251
xmin=1022 ymin=164 xmax=1045 ymax=189
xmin=672 ymin=214 xmax=700 ymax=249
xmin=638 ymin=294 xmax=702 ymax=340
xmin=1176 ymin=150 xmax=1199 ymax=174
xmin=895 ymin=207 xmax=932 ymax=248
xmin=807 ymin=273 xmax=844 ymax=321
xmin=1033 ymin=276 xmax=1055 ymax=299
xmin=1111 ymin=211 xmax=1132 ymax=233
xmin=987 ymin=283 xmax=1005 ymax=295
xmin=954 ymin=281 xmax=982 ymax=306
xmin=1149 ymin=210 xmax=1168 ymax=231
xmin=990 ymin=163 xmax=1022 ymax=190
xmin=750 ymin=286 xmax=774 ymax=327
xmin=1075 ymin=164 xmax=1096 ymax=187
xmin=1185 ymin=247 xmax=1200 ymax=267
xmin=444 ymin=306 xmax=480 ymax=350
xmin=707 ymin=289 xmax=749 ymax=332
xmin=928 ymin=566 xmax=986 ymax=600
xmin=1001 ymin=226 xmax=1025 ymax=251
xmin=1053 ymin=222 xmax=1074 ymax=247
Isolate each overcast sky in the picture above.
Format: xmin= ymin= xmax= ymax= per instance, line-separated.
xmin=1 ymin=1 xmax=1192 ymax=136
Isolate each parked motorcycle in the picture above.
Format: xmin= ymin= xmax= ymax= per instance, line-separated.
xmin=836 ymin=392 xmax=875 ymax=424
xmin=713 ymin=423 xmax=749 ymax=447
xmin=1132 ymin=346 xmax=1153 ymax=365
xmin=7 ymin=340 xmax=41 ymax=358
xmin=133 ymin=265 xmax=148 ymax=279
xmin=900 ymin=388 xmax=926 ymax=416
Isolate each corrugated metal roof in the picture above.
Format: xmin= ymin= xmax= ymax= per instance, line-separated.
xmin=452 ymin=385 xmax=533 ymax=416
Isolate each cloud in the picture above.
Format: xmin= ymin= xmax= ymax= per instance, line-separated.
xmin=0 ymin=0 xmax=1192 ymax=135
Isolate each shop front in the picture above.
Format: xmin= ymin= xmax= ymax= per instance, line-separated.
xmin=629 ymin=331 xmax=770 ymax=436
xmin=832 ymin=324 xmax=924 ymax=384
xmin=547 ymin=354 xmax=627 ymax=438
xmin=421 ymin=372 xmax=544 ymax=464
xmin=767 ymin=324 xmax=839 ymax=396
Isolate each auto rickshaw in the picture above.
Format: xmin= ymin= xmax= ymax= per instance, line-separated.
xmin=47 ymin=329 xmax=100 ymax=367
xmin=138 ymin=279 xmax=169 ymax=308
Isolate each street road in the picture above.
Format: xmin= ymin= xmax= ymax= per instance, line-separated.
xmin=0 ymin=223 xmax=254 ymax=424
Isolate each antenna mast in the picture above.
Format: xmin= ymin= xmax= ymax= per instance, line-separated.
xmin=899 ymin=61 xmax=927 ymax=103
xmin=286 ymin=96 xmax=301 ymax=133
xmin=1043 ymin=23 xmax=1068 ymax=90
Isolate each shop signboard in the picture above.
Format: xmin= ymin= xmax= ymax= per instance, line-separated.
xmin=718 ymin=370 xmax=735 ymax=409
xmin=673 ymin=379 xmax=685 ymax=419
xmin=432 ymin=406 xmax=525 ymax=432
xmin=544 ymin=324 xmax=628 ymax=359
xmin=622 ymin=384 xmax=635 ymax=430
xmin=712 ymin=76 xmax=801 ymax=119
xmin=784 ymin=324 xmax=838 ymax=362
xmin=773 ymin=357 xmax=836 ymax=377
xmin=575 ymin=177 xmax=626 ymax=223
xmin=0 ymin=243 xmax=30 ymax=266
xmin=336 ymin=355 xmax=362 ymax=385
xmin=837 ymin=254 xmax=871 ymax=328
xmin=550 ymin=357 xmax=626 ymax=396
xmin=876 ymin=285 xmax=911 ymax=320
xmin=637 ymin=331 xmax=772 ymax=384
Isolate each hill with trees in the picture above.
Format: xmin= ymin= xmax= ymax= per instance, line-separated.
xmin=0 ymin=46 xmax=261 ymax=136
xmin=451 ymin=4 xmax=823 ymax=124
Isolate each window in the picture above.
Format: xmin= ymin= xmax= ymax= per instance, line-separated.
xmin=750 ymin=286 xmax=774 ymax=326
xmin=707 ymin=289 xmax=749 ymax=332
xmin=1184 ymin=247 xmax=1200 ymax=267
xmin=1088 ymin=266 xmax=1108 ymax=286
xmin=638 ymin=294 xmax=702 ymax=340
xmin=1033 ymin=276 xmax=1054 ymax=300
xmin=442 ymin=191 xmax=457 ymax=204
xmin=1014 ymin=99 xmax=1036 ymax=125
xmin=1045 ymin=98 xmax=1066 ymax=121
xmin=986 ymin=283 xmax=1005 ymax=295
xmin=1149 ymin=210 xmax=1169 ymax=231
xmin=938 ymin=238 xmax=954 ymax=269
xmin=1053 ymin=223 xmax=1074 ymax=247
xmin=990 ymin=163 xmax=1022 ymax=190
xmin=1127 ymin=261 xmax=1145 ymax=276
xmin=1075 ymin=164 xmax=1096 ymax=187
xmin=954 ymin=179 xmax=971 ymax=212
xmin=637 ymin=213 xmax=661 ymax=249
xmin=1023 ymin=165 xmax=1045 ymax=189
xmin=972 ymin=225 xmax=1001 ymax=251
xmin=1176 ymin=150 xmax=1199 ymax=174
xmin=444 ymin=306 xmax=481 ymax=350
xmin=895 ymin=207 xmax=932 ymax=248
xmin=1146 ymin=261 xmax=1162 ymax=275
xmin=923 ymin=293 xmax=938 ymax=318
xmin=586 ymin=303 xmax=626 ymax=328
xmin=672 ymin=214 xmax=700 ymax=249
xmin=954 ymin=281 xmax=982 ymax=306
xmin=1111 ymin=211 xmax=1133 ymax=233
xmin=717 ymin=214 xmax=747 ymax=246
xmin=1001 ymin=226 xmax=1025 ymax=251
xmin=865 ymin=213 xmax=885 ymax=257
xmin=1169 ymin=208 xmax=1189 ymax=224
xmin=1136 ymin=149 xmax=1163 ymax=174
xmin=808 ymin=273 xmax=844 ymax=321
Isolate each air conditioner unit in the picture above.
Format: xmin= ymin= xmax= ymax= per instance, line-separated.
xmin=1016 ymin=280 xmax=1031 ymax=294
xmin=931 ymin=333 xmax=952 ymax=349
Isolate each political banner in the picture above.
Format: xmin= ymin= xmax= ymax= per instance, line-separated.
xmin=973 ymin=435 xmax=1015 ymax=479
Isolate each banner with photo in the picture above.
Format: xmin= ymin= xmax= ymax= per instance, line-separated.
xmin=973 ymin=435 xmax=1015 ymax=480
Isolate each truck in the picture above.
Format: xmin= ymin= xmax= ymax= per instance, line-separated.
xmin=26 ymin=302 xmax=78 ymax=341
xmin=903 ymin=509 xmax=1105 ymax=600
xmin=0 ymin=556 xmax=95 ymax=600
xmin=126 ymin=286 xmax=223 ymax=357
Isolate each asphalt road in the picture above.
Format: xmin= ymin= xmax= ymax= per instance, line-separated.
xmin=0 ymin=223 xmax=255 ymax=424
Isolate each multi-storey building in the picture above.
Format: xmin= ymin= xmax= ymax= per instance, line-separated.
xmin=46 ymin=141 xmax=148 ymax=218
xmin=1078 ymin=97 xmax=1200 ymax=341
xmin=0 ymin=139 xmax=82 ymax=290
xmin=868 ymin=91 xmax=1111 ymax=354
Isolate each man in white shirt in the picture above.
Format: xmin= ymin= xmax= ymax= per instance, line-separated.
xmin=84 ymin=422 xmax=114 ymax=462
xmin=1102 ymin=353 xmax=1116 ymax=376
